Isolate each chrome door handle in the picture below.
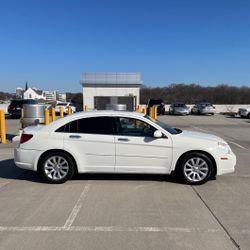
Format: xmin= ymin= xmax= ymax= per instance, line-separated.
xmin=69 ymin=135 xmax=82 ymax=139
xmin=118 ymin=138 xmax=130 ymax=142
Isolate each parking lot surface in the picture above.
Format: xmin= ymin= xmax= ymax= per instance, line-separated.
xmin=0 ymin=114 xmax=249 ymax=250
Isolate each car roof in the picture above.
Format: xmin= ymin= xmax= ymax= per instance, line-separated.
xmin=44 ymin=110 xmax=146 ymax=131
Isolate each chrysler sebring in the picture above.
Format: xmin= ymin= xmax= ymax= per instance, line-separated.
xmin=14 ymin=111 xmax=236 ymax=184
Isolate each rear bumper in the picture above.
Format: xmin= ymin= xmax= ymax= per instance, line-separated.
xmin=14 ymin=147 xmax=42 ymax=171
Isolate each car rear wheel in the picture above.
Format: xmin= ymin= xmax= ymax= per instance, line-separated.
xmin=248 ymin=113 xmax=250 ymax=119
xmin=39 ymin=152 xmax=75 ymax=184
xmin=179 ymin=153 xmax=214 ymax=185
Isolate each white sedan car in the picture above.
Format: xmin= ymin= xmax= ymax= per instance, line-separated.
xmin=14 ymin=111 xmax=236 ymax=184
xmin=55 ymin=102 xmax=76 ymax=115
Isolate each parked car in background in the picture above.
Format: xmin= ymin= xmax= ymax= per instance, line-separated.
xmin=191 ymin=103 xmax=215 ymax=115
xmin=55 ymin=102 xmax=76 ymax=115
xmin=169 ymin=102 xmax=189 ymax=115
xmin=8 ymin=99 xmax=38 ymax=118
xmin=238 ymin=107 xmax=250 ymax=118
xmin=15 ymin=111 xmax=236 ymax=185
xmin=147 ymin=99 xmax=165 ymax=115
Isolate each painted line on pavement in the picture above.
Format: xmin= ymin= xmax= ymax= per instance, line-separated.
xmin=228 ymin=141 xmax=246 ymax=150
xmin=190 ymin=126 xmax=208 ymax=132
xmin=0 ymin=226 xmax=221 ymax=233
xmin=0 ymin=182 xmax=11 ymax=189
xmin=63 ymin=181 xmax=91 ymax=228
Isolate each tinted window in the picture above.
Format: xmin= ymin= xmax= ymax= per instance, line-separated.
xmin=78 ymin=117 xmax=114 ymax=134
xmin=56 ymin=116 xmax=114 ymax=135
xmin=116 ymin=117 xmax=156 ymax=137
xmin=148 ymin=99 xmax=163 ymax=106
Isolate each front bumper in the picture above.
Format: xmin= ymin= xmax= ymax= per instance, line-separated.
xmin=173 ymin=110 xmax=189 ymax=115
xmin=216 ymin=152 xmax=236 ymax=176
xmin=14 ymin=147 xmax=42 ymax=171
xmin=200 ymin=109 xmax=215 ymax=114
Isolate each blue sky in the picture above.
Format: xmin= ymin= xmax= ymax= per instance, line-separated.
xmin=0 ymin=0 xmax=250 ymax=92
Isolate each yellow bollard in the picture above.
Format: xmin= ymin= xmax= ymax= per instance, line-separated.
xmin=0 ymin=110 xmax=6 ymax=144
xmin=149 ymin=107 xmax=154 ymax=118
xmin=68 ymin=106 xmax=72 ymax=115
xmin=60 ymin=106 xmax=64 ymax=118
xmin=44 ymin=109 xmax=50 ymax=125
xmin=154 ymin=106 xmax=158 ymax=120
xmin=51 ymin=108 xmax=56 ymax=122
xmin=84 ymin=105 xmax=88 ymax=112
xmin=142 ymin=107 xmax=147 ymax=114
xmin=21 ymin=108 xmax=24 ymax=119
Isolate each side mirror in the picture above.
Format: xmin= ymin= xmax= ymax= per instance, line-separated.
xmin=153 ymin=130 xmax=162 ymax=138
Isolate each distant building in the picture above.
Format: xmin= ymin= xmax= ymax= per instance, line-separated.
xmin=23 ymin=87 xmax=45 ymax=100
xmin=81 ymin=72 xmax=142 ymax=111
xmin=15 ymin=87 xmax=66 ymax=102
xmin=15 ymin=87 xmax=23 ymax=99
xmin=43 ymin=90 xmax=57 ymax=101
xmin=57 ymin=93 xmax=66 ymax=102
xmin=43 ymin=90 xmax=67 ymax=102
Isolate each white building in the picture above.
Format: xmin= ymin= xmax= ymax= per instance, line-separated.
xmin=81 ymin=72 xmax=142 ymax=111
xmin=23 ymin=87 xmax=45 ymax=100
xmin=19 ymin=88 xmax=66 ymax=102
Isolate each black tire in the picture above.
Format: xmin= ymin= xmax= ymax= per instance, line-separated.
xmin=248 ymin=113 xmax=250 ymax=119
xmin=39 ymin=151 xmax=75 ymax=184
xmin=177 ymin=152 xmax=214 ymax=185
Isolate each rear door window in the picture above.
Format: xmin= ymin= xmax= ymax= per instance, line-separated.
xmin=56 ymin=116 xmax=115 ymax=135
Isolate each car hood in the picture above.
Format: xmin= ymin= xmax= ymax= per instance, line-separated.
xmin=177 ymin=130 xmax=226 ymax=143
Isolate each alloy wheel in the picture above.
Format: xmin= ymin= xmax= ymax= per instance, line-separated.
xmin=183 ymin=157 xmax=209 ymax=183
xmin=44 ymin=156 xmax=69 ymax=180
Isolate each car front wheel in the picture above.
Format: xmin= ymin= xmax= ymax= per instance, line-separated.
xmin=39 ymin=152 xmax=75 ymax=184
xmin=179 ymin=153 xmax=214 ymax=185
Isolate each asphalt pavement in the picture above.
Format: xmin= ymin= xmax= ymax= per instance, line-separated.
xmin=0 ymin=114 xmax=249 ymax=250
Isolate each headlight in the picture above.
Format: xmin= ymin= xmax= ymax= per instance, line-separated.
xmin=218 ymin=141 xmax=232 ymax=154
xmin=218 ymin=142 xmax=227 ymax=148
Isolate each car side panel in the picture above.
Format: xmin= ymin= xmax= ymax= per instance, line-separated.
xmin=63 ymin=133 xmax=115 ymax=173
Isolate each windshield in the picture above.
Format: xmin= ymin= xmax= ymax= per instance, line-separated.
xmin=144 ymin=115 xmax=182 ymax=135
xmin=173 ymin=103 xmax=186 ymax=107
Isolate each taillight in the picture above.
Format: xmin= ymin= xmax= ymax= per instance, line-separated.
xmin=20 ymin=134 xmax=33 ymax=144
